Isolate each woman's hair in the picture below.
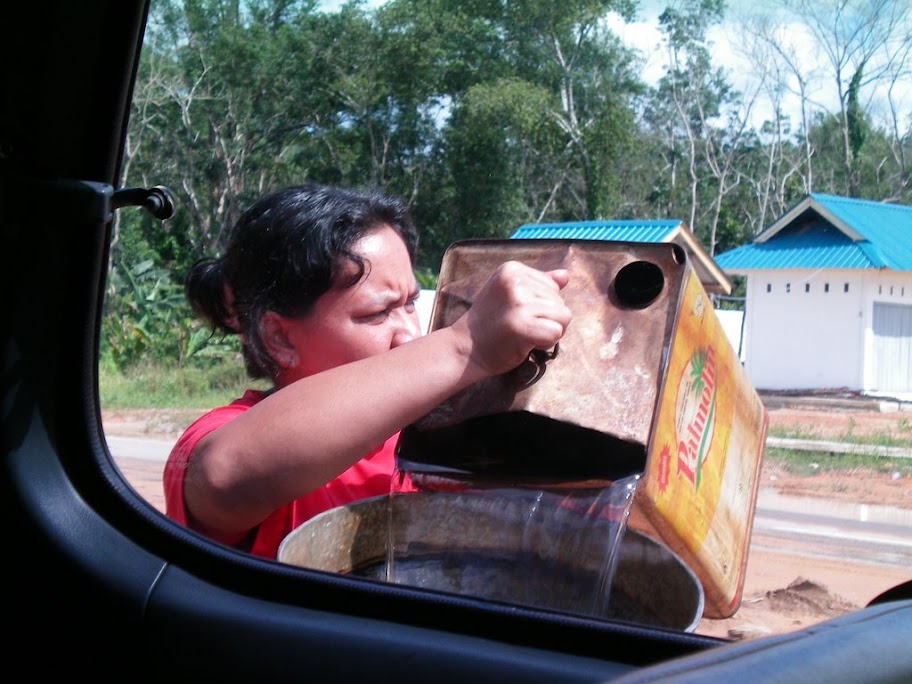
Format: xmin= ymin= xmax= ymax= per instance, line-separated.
xmin=185 ymin=183 xmax=419 ymax=379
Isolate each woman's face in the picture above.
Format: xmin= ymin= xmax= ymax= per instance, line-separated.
xmin=280 ymin=225 xmax=422 ymax=382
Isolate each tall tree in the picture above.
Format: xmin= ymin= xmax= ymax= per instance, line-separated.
xmin=794 ymin=0 xmax=911 ymax=195
xmin=737 ymin=0 xmax=912 ymax=198
xmin=644 ymin=0 xmax=748 ymax=255
xmin=373 ymin=0 xmax=643 ymax=262
xmin=500 ymin=0 xmax=641 ymax=219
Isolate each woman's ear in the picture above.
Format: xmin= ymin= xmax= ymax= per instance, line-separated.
xmin=260 ymin=312 xmax=299 ymax=370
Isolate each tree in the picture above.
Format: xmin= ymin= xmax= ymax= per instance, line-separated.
xmin=499 ymin=0 xmax=641 ymax=219
xmin=643 ymin=0 xmax=750 ymax=255
xmin=375 ymin=0 xmax=643 ymax=262
xmin=736 ymin=0 xmax=912 ymax=198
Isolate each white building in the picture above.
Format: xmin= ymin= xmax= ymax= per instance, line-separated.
xmin=715 ymin=194 xmax=912 ymax=396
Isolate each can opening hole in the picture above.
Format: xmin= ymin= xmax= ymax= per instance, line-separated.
xmin=613 ymin=261 xmax=664 ymax=309
xmin=671 ymin=244 xmax=686 ymax=265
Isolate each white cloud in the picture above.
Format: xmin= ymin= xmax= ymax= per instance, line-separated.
xmin=605 ymin=12 xmax=666 ymax=87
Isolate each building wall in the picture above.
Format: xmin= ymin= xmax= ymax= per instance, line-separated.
xmin=714 ymin=309 xmax=746 ymax=361
xmin=416 ymin=289 xmax=436 ymax=334
xmin=743 ymin=269 xmax=865 ymax=391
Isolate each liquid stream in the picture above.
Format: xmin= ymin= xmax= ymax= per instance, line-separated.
xmin=384 ymin=464 xmax=641 ymax=619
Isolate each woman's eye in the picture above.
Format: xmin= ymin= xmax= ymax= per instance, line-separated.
xmin=362 ymin=296 xmax=418 ymax=321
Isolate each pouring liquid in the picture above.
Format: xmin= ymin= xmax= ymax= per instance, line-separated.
xmin=386 ymin=411 xmax=646 ymax=619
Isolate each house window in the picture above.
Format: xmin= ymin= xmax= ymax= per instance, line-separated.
xmin=844 ymin=283 xmax=849 ymax=293
xmin=786 ymin=283 xmax=791 ymax=293
xmin=825 ymin=283 xmax=830 ymax=293
xmin=766 ymin=283 xmax=771 ymax=293
xmin=805 ymin=283 xmax=810 ymax=293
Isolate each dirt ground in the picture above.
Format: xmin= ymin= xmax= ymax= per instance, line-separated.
xmin=102 ymin=401 xmax=912 ymax=642
xmin=696 ymin=403 xmax=911 ymax=639
xmin=761 ymin=405 xmax=912 ymax=509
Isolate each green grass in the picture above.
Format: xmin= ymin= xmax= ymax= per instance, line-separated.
xmin=99 ymin=359 xmax=270 ymax=410
xmin=767 ymin=422 xmax=912 ymax=450
xmin=764 ymin=446 xmax=912 ymax=477
xmin=765 ymin=417 xmax=912 ymax=476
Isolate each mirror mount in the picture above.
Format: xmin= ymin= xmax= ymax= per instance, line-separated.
xmin=112 ymin=185 xmax=175 ymax=220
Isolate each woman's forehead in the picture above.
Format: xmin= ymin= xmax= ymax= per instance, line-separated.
xmin=332 ymin=227 xmax=415 ymax=291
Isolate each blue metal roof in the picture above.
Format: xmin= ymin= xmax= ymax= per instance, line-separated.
xmin=511 ymin=219 xmax=681 ymax=243
xmin=715 ymin=194 xmax=912 ymax=272
xmin=510 ymin=218 xmax=733 ymax=294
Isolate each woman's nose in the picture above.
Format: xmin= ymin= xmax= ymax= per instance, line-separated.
xmin=390 ymin=308 xmax=422 ymax=347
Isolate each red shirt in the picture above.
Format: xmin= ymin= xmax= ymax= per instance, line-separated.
xmin=163 ymin=389 xmax=397 ymax=559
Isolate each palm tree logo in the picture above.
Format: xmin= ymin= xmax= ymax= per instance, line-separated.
xmin=674 ymin=347 xmax=717 ymax=489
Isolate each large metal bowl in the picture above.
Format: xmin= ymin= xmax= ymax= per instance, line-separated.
xmin=279 ymin=492 xmax=704 ymax=631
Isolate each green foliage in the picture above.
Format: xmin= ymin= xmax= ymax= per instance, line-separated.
xmin=99 ymin=358 xmax=269 ymax=409
xmin=846 ymin=66 xmax=867 ymax=162
xmin=445 ymin=78 xmax=556 ymax=241
xmin=101 ymin=257 xmax=240 ymax=370
xmin=414 ymin=267 xmax=438 ymax=290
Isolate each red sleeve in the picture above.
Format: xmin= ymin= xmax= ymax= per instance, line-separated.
xmin=162 ymin=391 xmax=263 ymax=533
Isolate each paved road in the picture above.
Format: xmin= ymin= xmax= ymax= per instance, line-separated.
xmin=753 ymin=489 xmax=912 ymax=569
xmin=108 ymin=435 xmax=172 ymax=461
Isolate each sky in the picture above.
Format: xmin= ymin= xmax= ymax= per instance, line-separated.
xmin=605 ymin=2 xmax=799 ymax=129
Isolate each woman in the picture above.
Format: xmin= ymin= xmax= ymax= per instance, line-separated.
xmin=163 ymin=183 xmax=571 ymax=558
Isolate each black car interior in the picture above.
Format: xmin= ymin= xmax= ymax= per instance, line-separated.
xmin=3 ymin=1 xmax=909 ymax=680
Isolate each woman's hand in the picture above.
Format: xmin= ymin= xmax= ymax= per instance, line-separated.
xmin=456 ymin=260 xmax=572 ymax=377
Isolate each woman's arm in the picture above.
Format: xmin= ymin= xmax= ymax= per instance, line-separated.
xmin=184 ymin=261 xmax=571 ymax=539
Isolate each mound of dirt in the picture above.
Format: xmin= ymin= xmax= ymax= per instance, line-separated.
xmin=760 ymin=577 xmax=858 ymax=617
xmin=700 ymin=578 xmax=861 ymax=641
